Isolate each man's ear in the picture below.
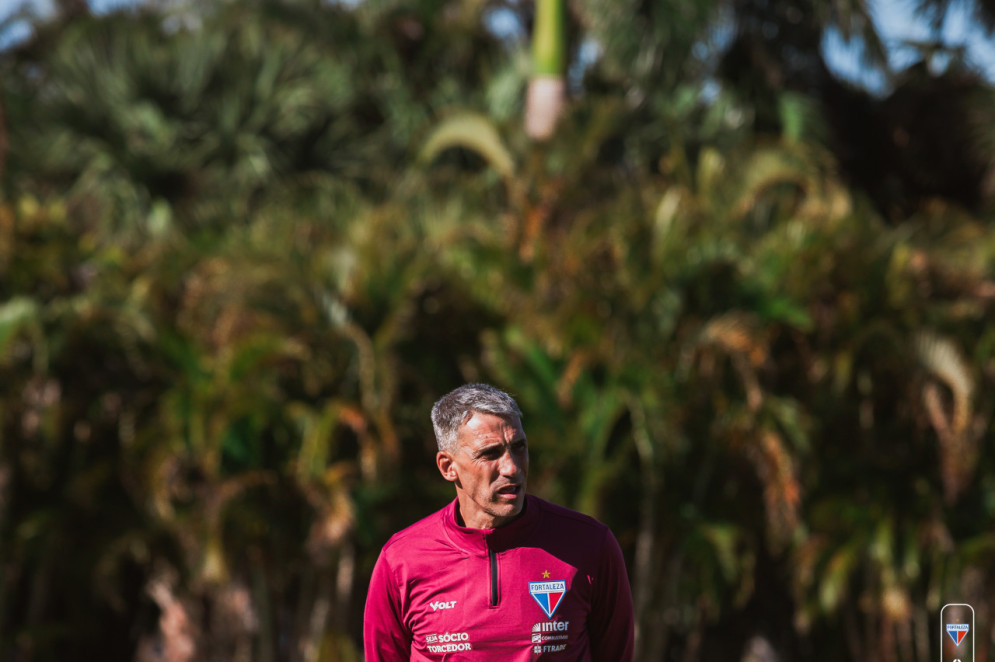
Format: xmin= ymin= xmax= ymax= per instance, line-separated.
xmin=437 ymin=451 xmax=459 ymax=483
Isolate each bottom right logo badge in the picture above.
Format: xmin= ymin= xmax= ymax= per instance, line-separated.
xmin=940 ymin=603 xmax=973 ymax=662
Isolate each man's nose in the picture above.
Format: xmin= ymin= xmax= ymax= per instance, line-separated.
xmin=498 ymin=449 xmax=521 ymax=476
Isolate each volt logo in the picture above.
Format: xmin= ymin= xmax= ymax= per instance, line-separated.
xmin=430 ymin=600 xmax=456 ymax=611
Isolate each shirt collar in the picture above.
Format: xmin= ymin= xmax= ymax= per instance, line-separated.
xmin=442 ymin=494 xmax=540 ymax=555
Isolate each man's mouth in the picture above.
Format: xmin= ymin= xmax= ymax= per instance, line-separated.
xmin=495 ymin=484 xmax=522 ymax=500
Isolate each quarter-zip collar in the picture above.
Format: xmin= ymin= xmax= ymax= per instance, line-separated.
xmin=442 ymin=494 xmax=540 ymax=555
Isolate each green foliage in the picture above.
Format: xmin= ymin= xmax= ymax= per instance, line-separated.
xmin=1 ymin=1 xmax=995 ymax=661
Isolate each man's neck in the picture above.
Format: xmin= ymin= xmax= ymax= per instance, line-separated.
xmin=453 ymin=496 xmax=525 ymax=530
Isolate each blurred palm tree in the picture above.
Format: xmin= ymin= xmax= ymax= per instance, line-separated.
xmin=419 ymin=87 xmax=995 ymax=659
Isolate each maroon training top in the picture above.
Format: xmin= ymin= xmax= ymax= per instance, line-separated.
xmin=363 ymin=494 xmax=635 ymax=661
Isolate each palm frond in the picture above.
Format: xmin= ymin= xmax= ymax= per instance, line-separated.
xmin=420 ymin=112 xmax=516 ymax=182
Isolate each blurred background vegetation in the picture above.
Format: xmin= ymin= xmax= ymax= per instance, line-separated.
xmin=1 ymin=0 xmax=994 ymax=660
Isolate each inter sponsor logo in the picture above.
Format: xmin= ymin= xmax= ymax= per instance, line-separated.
xmin=529 ymin=580 xmax=567 ymax=618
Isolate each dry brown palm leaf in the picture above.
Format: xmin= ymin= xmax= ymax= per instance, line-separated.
xmin=914 ymin=331 xmax=979 ymax=502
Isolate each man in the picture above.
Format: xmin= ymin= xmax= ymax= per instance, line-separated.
xmin=364 ymin=383 xmax=635 ymax=660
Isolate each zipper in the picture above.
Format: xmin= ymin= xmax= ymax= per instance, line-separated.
xmin=489 ymin=549 xmax=499 ymax=606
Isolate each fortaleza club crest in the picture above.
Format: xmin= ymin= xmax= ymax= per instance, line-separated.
xmin=947 ymin=622 xmax=970 ymax=646
xmin=529 ymin=580 xmax=566 ymax=618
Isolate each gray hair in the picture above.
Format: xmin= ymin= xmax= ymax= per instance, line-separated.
xmin=431 ymin=383 xmax=523 ymax=453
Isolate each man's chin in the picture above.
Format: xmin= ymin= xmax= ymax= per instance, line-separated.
xmin=492 ymin=494 xmax=525 ymax=518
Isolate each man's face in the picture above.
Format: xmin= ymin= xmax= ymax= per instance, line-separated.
xmin=437 ymin=411 xmax=529 ymax=530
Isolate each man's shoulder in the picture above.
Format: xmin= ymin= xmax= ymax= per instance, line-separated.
xmin=532 ymin=496 xmax=611 ymax=538
xmin=381 ymin=501 xmax=453 ymax=555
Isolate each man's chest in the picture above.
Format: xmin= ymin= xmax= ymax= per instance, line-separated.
xmin=403 ymin=548 xmax=592 ymax=660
